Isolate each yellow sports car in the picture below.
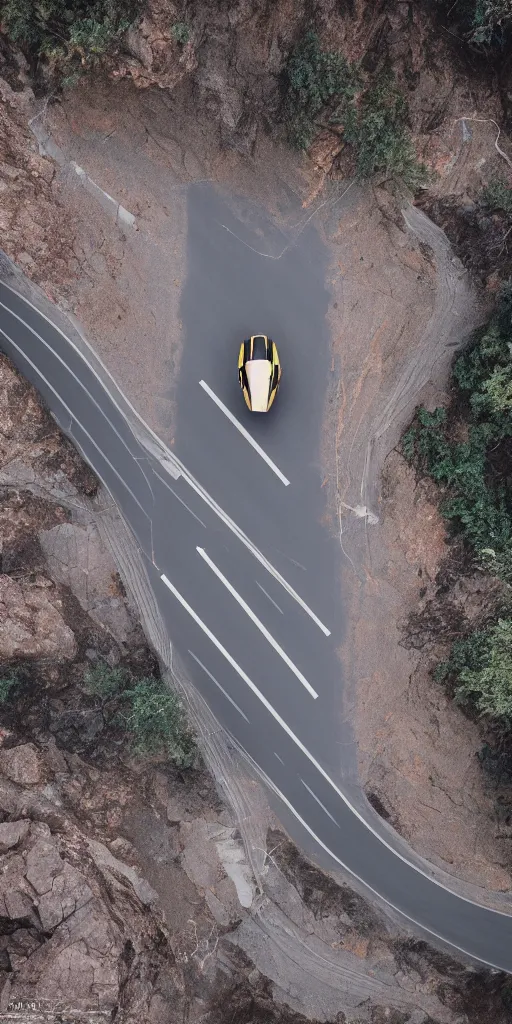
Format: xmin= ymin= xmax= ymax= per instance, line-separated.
xmin=238 ymin=335 xmax=281 ymax=412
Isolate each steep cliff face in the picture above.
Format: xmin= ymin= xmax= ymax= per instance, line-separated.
xmin=115 ymin=0 xmax=502 ymax=177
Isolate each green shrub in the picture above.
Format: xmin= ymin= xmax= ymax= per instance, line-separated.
xmin=84 ymin=662 xmax=127 ymax=698
xmin=403 ymin=289 xmax=512 ymax=553
xmin=404 ymin=411 xmax=512 ymax=551
xmin=408 ymin=290 xmax=512 ymax=730
xmin=283 ymin=33 xmax=425 ymax=188
xmin=283 ymin=31 xmax=360 ymax=151
xmin=435 ymin=627 xmax=492 ymax=683
xmin=453 ymin=283 xmax=512 ymax=406
xmin=171 ymin=21 xmax=190 ymax=45
xmin=84 ymin=661 xmax=195 ymax=766
xmin=0 ymin=672 xmax=20 ymax=704
xmin=469 ymin=0 xmax=512 ymax=45
xmin=480 ymin=178 xmax=512 ymax=216
xmin=69 ymin=15 xmax=130 ymax=55
xmin=119 ymin=677 xmax=195 ymax=765
xmin=344 ymin=74 xmax=427 ymax=188
xmin=437 ymin=0 xmax=512 ymax=49
xmin=480 ymin=545 xmax=512 ymax=583
xmin=1 ymin=0 xmax=141 ymax=80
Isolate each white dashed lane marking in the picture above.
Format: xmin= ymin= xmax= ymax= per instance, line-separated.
xmin=199 ymin=379 xmax=290 ymax=486
xmin=196 ymin=546 xmax=318 ymax=699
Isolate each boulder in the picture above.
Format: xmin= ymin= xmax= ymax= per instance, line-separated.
xmin=0 ymin=575 xmax=76 ymax=661
xmin=0 ymin=819 xmax=30 ymax=852
xmin=0 ymin=744 xmax=41 ymax=786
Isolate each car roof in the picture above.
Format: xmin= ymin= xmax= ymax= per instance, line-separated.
xmin=246 ymin=359 xmax=271 ymax=412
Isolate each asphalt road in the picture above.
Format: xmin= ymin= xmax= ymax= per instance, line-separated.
xmin=1 ymin=184 xmax=512 ymax=971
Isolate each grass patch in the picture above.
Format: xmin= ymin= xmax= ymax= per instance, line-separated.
xmin=1 ymin=0 xmax=142 ymax=83
xmin=282 ymin=32 xmax=426 ymax=189
xmin=84 ymin=662 xmax=195 ymax=767
xmin=84 ymin=662 xmax=128 ymax=698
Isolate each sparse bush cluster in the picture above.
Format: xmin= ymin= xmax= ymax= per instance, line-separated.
xmin=85 ymin=661 xmax=196 ymax=766
xmin=480 ymin=178 xmax=512 ymax=217
xmin=283 ymin=32 xmax=426 ymax=189
xmin=403 ymin=286 xmax=512 ymax=555
xmin=283 ymin=31 xmax=361 ymax=151
xmin=404 ymin=287 xmax=512 ymax=724
xmin=1 ymin=0 xmax=142 ymax=82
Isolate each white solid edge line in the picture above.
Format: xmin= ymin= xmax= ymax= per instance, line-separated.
xmin=255 ymin=580 xmax=284 ymax=614
xmin=188 ymin=650 xmax=249 ymax=723
xmin=0 ymin=282 xmax=182 ymax=479
xmin=0 ymin=284 xmax=331 ymax=636
xmin=167 ymin=485 xmax=207 ymax=528
xmin=199 ymin=379 xmax=290 ymax=486
xmin=241 ymin=751 xmax=508 ymax=973
xmin=0 ymin=327 xmax=148 ymax=518
xmin=0 ymin=297 xmax=143 ymax=470
xmin=300 ymin=778 xmax=340 ymax=827
xmin=159 ymin=569 xmax=512 ymax=930
xmin=196 ymin=547 xmax=318 ymax=699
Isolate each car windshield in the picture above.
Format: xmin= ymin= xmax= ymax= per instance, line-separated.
xmin=252 ymin=336 xmax=267 ymax=360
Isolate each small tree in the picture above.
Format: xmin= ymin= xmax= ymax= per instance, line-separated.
xmin=84 ymin=661 xmax=196 ymax=767
xmin=119 ymin=677 xmax=196 ymax=766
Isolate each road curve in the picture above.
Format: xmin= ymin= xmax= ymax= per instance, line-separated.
xmin=1 ymin=199 xmax=512 ymax=972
